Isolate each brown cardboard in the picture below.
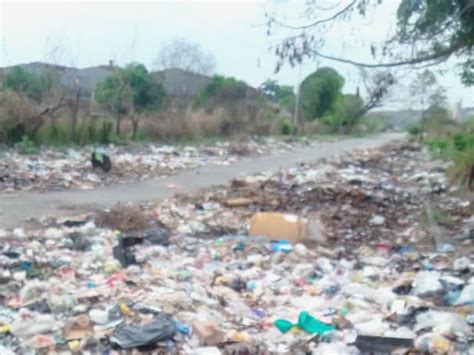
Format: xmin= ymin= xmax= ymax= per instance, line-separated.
xmin=248 ymin=212 xmax=309 ymax=244
xmin=191 ymin=320 xmax=226 ymax=346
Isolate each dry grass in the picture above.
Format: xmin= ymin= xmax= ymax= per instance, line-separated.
xmin=1 ymin=92 xmax=289 ymax=144
xmin=0 ymin=91 xmax=38 ymax=141
xmin=142 ymin=103 xmax=281 ymax=141
xmin=95 ymin=203 xmax=150 ymax=231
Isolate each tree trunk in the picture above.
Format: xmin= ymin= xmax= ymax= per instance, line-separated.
xmin=116 ymin=110 xmax=122 ymax=137
xmin=71 ymin=87 xmax=81 ymax=143
xmin=131 ymin=116 xmax=139 ymax=141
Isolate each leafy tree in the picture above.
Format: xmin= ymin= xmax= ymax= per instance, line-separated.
xmin=94 ymin=71 xmax=132 ymax=136
xmin=154 ymin=38 xmax=216 ymax=75
xmin=123 ymin=63 xmax=166 ymax=113
xmin=4 ymin=67 xmax=42 ymax=102
xmin=267 ymin=0 xmax=473 ymax=85
xmin=260 ymin=79 xmax=295 ymax=112
xmin=337 ymin=94 xmax=364 ymax=130
xmin=260 ymin=79 xmax=280 ymax=101
xmin=409 ymin=70 xmax=445 ymax=111
xmin=322 ymin=94 xmax=364 ymax=132
xmin=194 ymin=75 xmax=247 ymax=108
xmin=94 ymin=63 xmax=166 ymax=137
xmin=276 ymin=85 xmax=295 ymax=110
xmin=300 ymin=67 xmax=344 ymax=120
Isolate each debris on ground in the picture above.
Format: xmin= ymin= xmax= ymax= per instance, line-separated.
xmin=91 ymin=150 xmax=112 ymax=173
xmin=0 ymin=138 xmax=316 ymax=193
xmin=0 ymin=141 xmax=472 ymax=353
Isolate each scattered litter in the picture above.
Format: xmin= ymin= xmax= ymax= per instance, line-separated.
xmin=110 ymin=313 xmax=175 ymax=349
xmin=0 ymin=141 xmax=472 ymax=353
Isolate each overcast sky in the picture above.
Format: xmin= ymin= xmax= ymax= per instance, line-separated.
xmin=1 ymin=0 xmax=472 ymax=109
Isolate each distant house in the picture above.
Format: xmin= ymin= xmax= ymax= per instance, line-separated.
xmin=153 ymin=68 xmax=211 ymax=99
xmin=0 ymin=61 xmax=117 ymax=100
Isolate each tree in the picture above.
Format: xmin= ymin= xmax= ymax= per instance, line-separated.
xmin=2 ymin=66 xmax=65 ymax=142
xmin=408 ymin=69 xmax=448 ymax=128
xmin=267 ymin=0 xmax=473 ymax=85
xmin=360 ymin=71 xmax=395 ymax=115
xmin=260 ymin=79 xmax=295 ymax=111
xmin=299 ymin=67 xmax=344 ymax=120
xmin=94 ymin=71 xmax=132 ymax=136
xmin=94 ymin=63 xmax=166 ymax=138
xmin=260 ymin=79 xmax=280 ymax=101
xmin=194 ymin=75 xmax=247 ymax=109
xmin=154 ymin=38 xmax=216 ymax=75
xmin=409 ymin=70 xmax=437 ymax=111
xmin=338 ymin=94 xmax=364 ymax=131
xmin=4 ymin=67 xmax=42 ymax=102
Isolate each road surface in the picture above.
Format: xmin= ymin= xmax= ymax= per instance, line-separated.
xmin=0 ymin=133 xmax=404 ymax=228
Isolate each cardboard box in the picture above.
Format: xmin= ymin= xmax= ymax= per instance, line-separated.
xmin=191 ymin=320 xmax=226 ymax=346
xmin=248 ymin=212 xmax=308 ymax=244
xmin=248 ymin=212 xmax=326 ymax=244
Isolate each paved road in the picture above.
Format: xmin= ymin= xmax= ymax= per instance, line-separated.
xmin=0 ymin=133 xmax=404 ymax=228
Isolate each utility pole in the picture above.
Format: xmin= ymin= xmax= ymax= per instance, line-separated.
xmin=292 ymin=63 xmax=302 ymax=135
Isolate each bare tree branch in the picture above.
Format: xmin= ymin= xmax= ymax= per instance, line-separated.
xmin=268 ymin=1 xmax=356 ymax=30
xmin=308 ymin=42 xmax=463 ymax=68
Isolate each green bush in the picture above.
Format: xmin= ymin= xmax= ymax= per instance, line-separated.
xmin=4 ymin=67 xmax=42 ymax=102
xmin=32 ymin=118 xmax=131 ymax=146
xmin=15 ymin=135 xmax=38 ymax=155
xmin=408 ymin=123 xmax=422 ymax=137
xmin=424 ymin=137 xmax=449 ymax=154
xmin=356 ymin=115 xmax=383 ymax=134
xmin=449 ymin=145 xmax=474 ymax=187
xmin=281 ymin=119 xmax=292 ymax=135
xmin=321 ymin=113 xmax=341 ymax=132
xmin=421 ymin=105 xmax=455 ymax=136
xmin=423 ymin=130 xmax=474 ymax=189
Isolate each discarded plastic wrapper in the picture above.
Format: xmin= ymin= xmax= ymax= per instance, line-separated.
xmin=110 ymin=313 xmax=175 ymax=349
xmin=355 ymin=335 xmax=414 ymax=353
xmin=274 ymin=311 xmax=335 ymax=335
xmin=248 ymin=212 xmax=324 ymax=244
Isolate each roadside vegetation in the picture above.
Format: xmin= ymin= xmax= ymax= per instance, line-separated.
xmin=405 ymin=70 xmax=474 ymax=189
xmin=0 ymin=63 xmax=390 ymax=152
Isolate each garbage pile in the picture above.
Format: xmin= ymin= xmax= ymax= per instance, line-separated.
xmin=0 ymin=137 xmax=313 ymax=193
xmin=0 ymin=141 xmax=472 ymax=354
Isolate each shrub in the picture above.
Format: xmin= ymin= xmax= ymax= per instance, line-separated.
xmin=424 ymin=129 xmax=474 ymax=189
xmin=449 ymin=145 xmax=474 ymax=188
xmin=337 ymin=94 xmax=364 ymax=130
xmin=424 ymin=137 xmax=449 ymax=155
xmin=353 ymin=115 xmax=383 ymax=135
xmin=421 ymin=105 xmax=455 ymax=136
xmin=281 ymin=119 xmax=292 ymax=135
xmin=15 ymin=135 xmax=38 ymax=155
xmin=0 ymin=90 xmax=39 ymax=144
xmin=408 ymin=123 xmax=422 ymax=137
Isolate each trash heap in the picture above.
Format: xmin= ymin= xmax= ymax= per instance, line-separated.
xmin=0 ymin=137 xmax=314 ymax=193
xmin=0 ymin=141 xmax=472 ymax=354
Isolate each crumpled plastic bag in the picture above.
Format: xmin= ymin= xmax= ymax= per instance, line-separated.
xmin=415 ymin=311 xmax=471 ymax=336
xmin=412 ymin=271 xmax=442 ymax=295
xmin=454 ymin=284 xmax=474 ymax=305
xmin=274 ymin=311 xmax=335 ymax=335
xmin=110 ymin=313 xmax=175 ymax=348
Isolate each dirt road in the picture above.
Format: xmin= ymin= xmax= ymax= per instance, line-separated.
xmin=0 ymin=133 xmax=404 ymax=228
